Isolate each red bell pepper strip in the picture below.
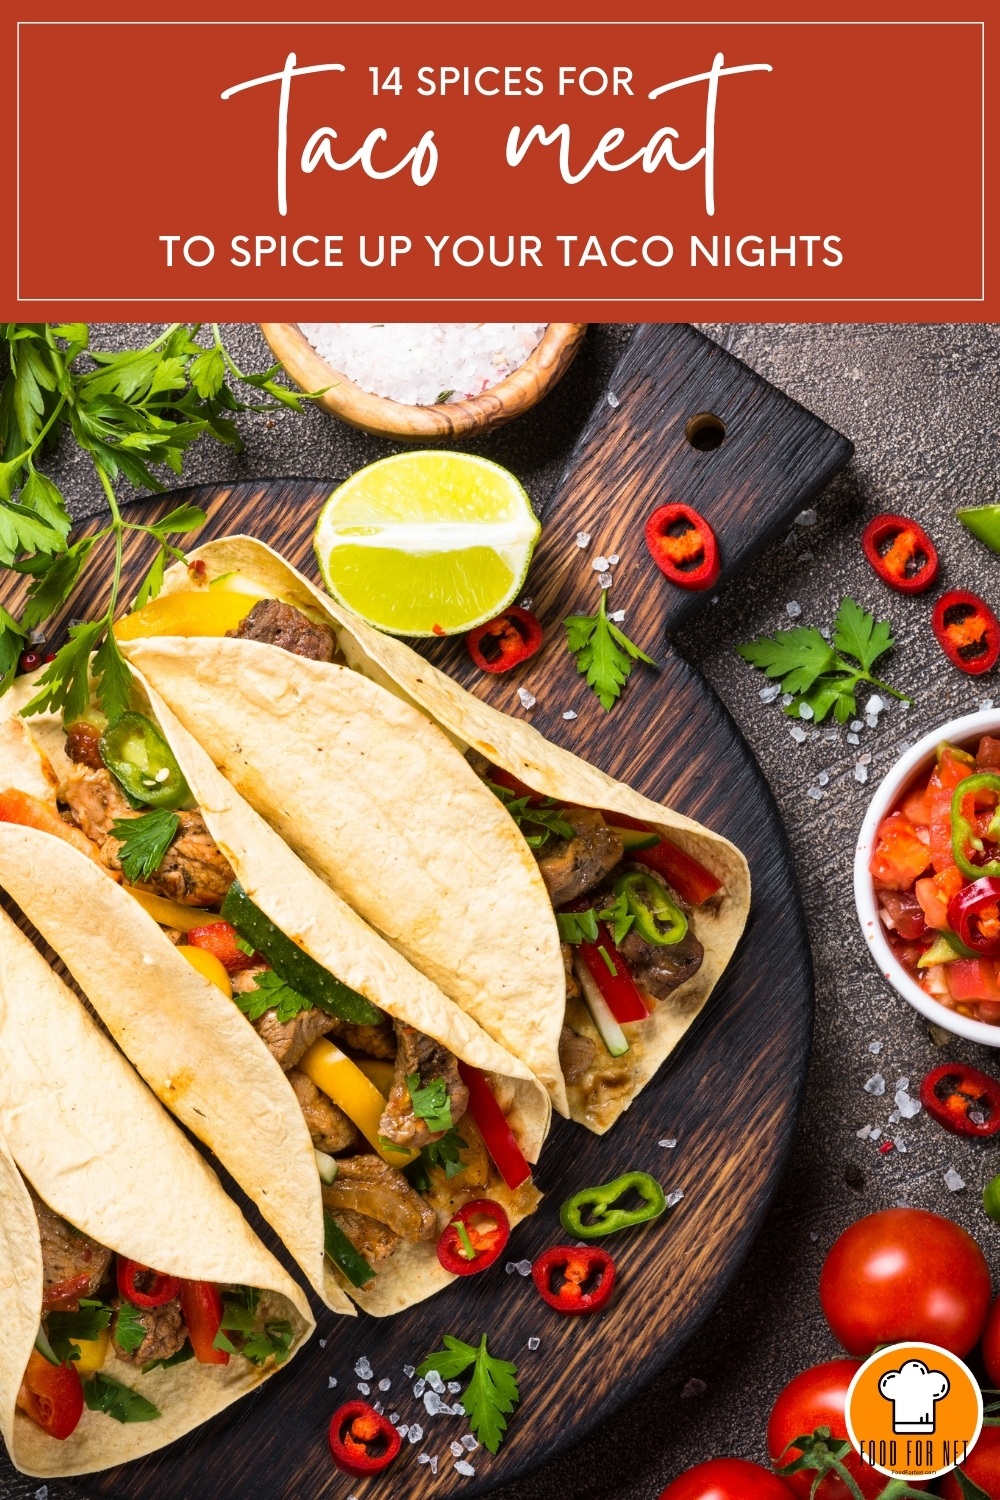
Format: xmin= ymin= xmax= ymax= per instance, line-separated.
xmin=179 ymin=1280 xmax=229 ymax=1366
xmin=457 ymin=1063 xmax=532 ymax=1191
xmin=919 ymin=1062 xmax=1000 ymax=1137
xmin=932 ymin=590 xmax=1000 ymax=675
xmin=41 ymin=1272 xmax=94 ymax=1314
xmin=947 ymin=877 xmax=1000 ymax=957
xmin=116 ymin=1258 xmax=181 ymax=1310
xmin=532 ymin=1245 xmax=616 ymax=1315
xmin=609 ymin=812 xmax=722 ymax=905
xmin=466 ymin=606 xmax=543 ymax=674
xmin=16 ymin=1349 xmax=84 ymax=1441
xmin=329 ymin=1400 xmax=402 ymax=1478
xmin=577 ymin=927 xmax=649 ymax=1023
xmin=645 ymin=503 xmax=720 ymax=591
xmin=436 ymin=1199 xmax=511 ymax=1276
xmin=0 ymin=787 xmax=105 ymax=867
xmin=186 ymin=921 xmax=257 ymax=974
xmin=861 ymin=512 xmax=939 ymax=594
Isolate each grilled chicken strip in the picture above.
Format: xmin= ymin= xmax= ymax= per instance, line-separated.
xmin=379 ymin=1022 xmax=468 ymax=1151
xmin=535 ymin=808 xmax=624 ymax=907
xmin=31 ymin=1188 xmax=112 ymax=1311
xmin=287 ymin=1068 xmax=360 ymax=1153
xmin=322 ymin=1155 xmax=436 ymax=1243
xmin=112 ymin=1297 xmax=187 ymax=1366
xmin=228 ymin=599 xmax=336 ymax=662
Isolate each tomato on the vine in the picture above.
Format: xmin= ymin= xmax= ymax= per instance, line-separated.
xmin=819 ymin=1208 xmax=991 ymax=1357
xmin=939 ymin=1423 xmax=1000 ymax=1498
xmin=659 ymin=1457 xmax=796 ymax=1499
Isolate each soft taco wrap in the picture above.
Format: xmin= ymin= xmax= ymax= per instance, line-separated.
xmin=0 ymin=902 xmax=312 ymax=1478
xmin=117 ymin=535 xmax=750 ymax=1135
xmin=0 ymin=672 xmax=548 ymax=1315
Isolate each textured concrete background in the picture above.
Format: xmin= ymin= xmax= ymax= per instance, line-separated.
xmin=4 ymin=322 xmax=1000 ymax=1500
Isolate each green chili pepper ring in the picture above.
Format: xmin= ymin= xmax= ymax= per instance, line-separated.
xmin=952 ymin=773 xmax=1000 ymax=880
xmin=613 ymin=870 xmax=687 ymax=947
xmin=100 ymin=712 xmax=192 ymax=810
xmin=560 ymin=1171 xmax=668 ymax=1239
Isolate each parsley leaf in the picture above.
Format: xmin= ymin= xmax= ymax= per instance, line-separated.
xmin=564 ymin=592 xmax=656 ymax=711
xmin=109 ymin=809 xmax=180 ymax=883
xmin=213 ymin=1287 xmax=293 ymax=1366
xmin=407 ymin=1074 xmax=454 ymax=1134
xmin=84 ymin=1372 xmax=160 ymax=1424
xmin=46 ymin=1299 xmax=112 ymax=1364
xmin=405 ymin=1129 xmax=468 ymax=1192
xmin=737 ymin=596 xmax=911 ymax=725
xmin=417 ymin=1334 xmax=519 ymax=1454
xmin=0 ymin=605 xmax=26 ymax=696
xmin=487 ymin=781 xmax=574 ymax=849
xmin=142 ymin=1342 xmax=195 ymax=1374
xmin=598 ymin=891 xmax=635 ymax=946
xmin=242 ymin=1321 xmax=294 ymax=1367
xmin=112 ymin=1302 xmax=148 ymax=1356
xmin=557 ymin=909 xmax=600 ymax=944
xmin=233 ymin=969 xmax=311 ymax=1024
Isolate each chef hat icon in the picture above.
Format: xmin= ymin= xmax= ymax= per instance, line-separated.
xmin=879 ymin=1359 xmax=950 ymax=1433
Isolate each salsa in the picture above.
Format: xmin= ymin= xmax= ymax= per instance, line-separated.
xmin=870 ymin=734 xmax=1000 ymax=1024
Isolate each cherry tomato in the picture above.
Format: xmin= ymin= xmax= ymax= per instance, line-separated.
xmin=659 ymin=1457 xmax=796 ymax=1499
xmin=15 ymin=1349 xmax=84 ymax=1441
xmin=819 ymin=1208 xmax=991 ymax=1357
xmin=981 ymin=1293 xmax=1000 ymax=1387
xmin=939 ymin=1423 xmax=1000 ymax=1498
xmin=767 ymin=1359 xmax=918 ymax=1500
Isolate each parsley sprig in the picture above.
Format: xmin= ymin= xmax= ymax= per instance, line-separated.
xmin=0 ymin=322 xmax=315 ymax=720
xmin=564 ymin=592 xmax=656 ymax=712
xmin=408 ymin=1074 xmax=454 ymax=1134
xmin=109 ymin=810 xmax=180 ymax=883
xmin=213 ymin=1286 xmax=294 ymax=1367
xmin=738 ymin=597 xmax=911 ymax=725
xmin=112 ymin=1302 xmax=149 ymax=1356
xmin=417 ymin=1334 xmax=519 ymax=1454
xmin=405 ymin=1128 xmax=468 ymax=1192
xmin=233 ymin=969 xmax=312 ymax=1024
xmin=557 ymin=892 xmax=634 ymax=947
xmin=487 ymin=780 xmax=574 ymax=849
xmin=84 ymin=1371 xmax=160 ymax=1424
xmin=46 ymin=1299 xmax=112 ymax=1363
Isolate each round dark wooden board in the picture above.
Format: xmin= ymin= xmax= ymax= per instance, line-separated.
xmin=8 ymin=326 xmax=849 ymax=1499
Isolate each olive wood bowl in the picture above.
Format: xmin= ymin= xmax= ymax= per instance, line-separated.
xmin=259 ymin=321 xmax=588 ymax=441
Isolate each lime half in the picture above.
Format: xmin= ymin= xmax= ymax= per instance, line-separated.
xmin=314 ymin=451 xmax=540 ymax=636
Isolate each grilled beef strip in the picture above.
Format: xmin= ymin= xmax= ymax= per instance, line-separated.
xmin=322 ymin=1155 xmax=436 ymax=1242
xmin=324 ymin=1207 xmax=399 ymax=1272
xmin=562 ymin=942 xmax=581 ymax=1001
xmin=31 ymin=1188 xmax=112 ymax=1311
xmin=112 ymin=1297 xmax=187 ymax=1366
xmin=535 ymin=807 xmax=624 ymax=907
xmin=379 ymin=1022 xmax=468 ymax=1151
xmin=559 ymin=1025 xmax=597 ymax=1086
xmin=287 ymin=1068 xmax=360 ymax=1153
xmin=618 ymin=922 xmax=704 ymax=999
xmin=227 ymin=599 xmax=336 ymax=662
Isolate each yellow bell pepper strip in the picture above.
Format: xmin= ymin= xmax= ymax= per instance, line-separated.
xmin=124 ymin=888 xmax=217 ymax=932
xmin=69 ymin=1327 xmax=110 ymax=1376
xmin=0 ymin=788 xmax=106 ymax=867
xmin=353 ymin=1058 xmax=395 ymax=1095
xmin=114 ymin=591 xmax=256 ymax=641
xmin=299 ymin=1040 xmax=417 ymax=1167
xmin=176 ymin=945 xmax=232 ymax=998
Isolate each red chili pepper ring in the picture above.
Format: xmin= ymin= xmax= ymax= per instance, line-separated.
xmin=116 ymin=1258 xmax=182 ymax=1310
xmin=919 ymin=1062 xmax=1000 ymax=1138
xmin=861 ymin=512 xmax=939 ymax=594
xmin=932 ymin=591 xmax=1000 ymax=676
xmin=329 ymin=1400 xmax=402 ymax=1478
xmin=947 ymin=877 xmax=1000 ymax=958
xmin=467 ymin=606 xmax=543 ymax=674
xmin=644 ymin=503 xmax=720 ymax=591
xmin=436 ymin=1199 xmax=511 ymax=1277
xmin=532 ymin=1245 xmax=616 ymax=1315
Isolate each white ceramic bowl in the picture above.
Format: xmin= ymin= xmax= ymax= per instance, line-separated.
xmin=854 ymin=707 xmax=1000 ymax=1047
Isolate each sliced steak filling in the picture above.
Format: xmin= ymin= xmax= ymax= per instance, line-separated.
xmin=379 ymin=1022 xmax=468 ymax=1151
xmin=559 ymin=1024 xmax=597 ymax=1086
xmin=227 ymin=599 xmax=336 ymax=662
xmin=31 ymin=1188 xmax=112 ymax=1311
xmin=535 ymin=808 xmax=624 ymax=907
xmin=112 ymin=1297 xmax=187 ymax=1366
xmin=324 ymin=1207 xmax=399 ymax=1273
xmin=322 ymin=1155 xmax=436 ymax=1243
xmin=287 ymin=1068 xmax=360 ymax=1153
xmin=617 ymin=923 xmax=704 ymax=999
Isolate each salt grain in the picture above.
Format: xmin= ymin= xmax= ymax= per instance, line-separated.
xmin=425 ymin=1391 xmax=443 ymax=1415
xmin=851 ymin=720 xmax=863 ymax=732
xmin=865 ymin=714 xmax=879 ymax=729
xmin=505 ymin=1262 xmax=516 ymax=1274
xmin=427 ymin=1370 xmax=445 ymax=1394
xmin=592 ymin=556 xmax=610 ymax=571
xmin=798 ymin=551 xmax=814 ymax=563
xmin=517 ymin=688 xmax=536 ymax=710
xmin=34 ymin=1488 xmax=48 ymax=1500
xmin=847 ymin=733 xmax=860 ymax=746
xmin=786 ymin=601 xmax=803 ymax=619
xmin=791 ymin=726 xmax=808 ymax=744
xmin=562 ymin=709 xmax=578 ymax=720
xmin=665 ymin=1189 xmax=684 ymax=1208
xmin=658 ymin=1137 xmax=678 ymax=1148
xmin=373 ymin=1401 xmax=384 ymax=1415
xmin=609 ymin=554 xmax=620 ymax=565
xmin=403 ymin=1365 xmax=415 ymax=1378
xmin=318 ymin=1338 xmax=327 ymax=1349
xmin=409 ymin=1424 xmax=424 ymax=1443
xmin=782 ymin=693 xmax=795 ymax=706
xmin=864 ymin=1073 xmax=886 ymax=1096
xmin=609 ymin=609 xmax=626 ymax=623
xmin=897 ymin=740 xmax=912 ymax=756
xmin=389 ymin=1412 xmax=400 ymax=1424
xmin=462 ymin=1435 xmax=479 ymax=1451
xmin=413 ymin=1378 xmax=426 ymax=1398
xmin=799 ymin=703 xmax=814 ymax=720
xmin=607 ymin=391 xmax=620 ymax=408
xmin=357 ymin=1382 xmax=370 ymax=1395
xmin=945 ymin=1168 xmax=966 ymax=1193
xmin=575 ymin=532 xmax=591 ymax=548
xmin=378 ymin=1378 xmax=391 ymax=1391
xmin=855 ymin=765 xmax=869 ymax=784
xmin=895 ymin=1077 xmax=909 ymax=1089
xmin=856 ymin=1124 xmax=873 ymax=1139
xmin=869 ymin=1041 xmax=882 ymax=1053
xmin=598 ymin=572 xmax=613 ymax=589
xmin=759 ymin=685 xmax=781 ymax=704
xmin=818 ymin=772 xmax=829 ymax=786
xmin=810 ymin=1232 xmax=819 ymax=1242
xmin=528 ymin=1337 xmax=540 ymax=1350
xmin=515 ymin=1259 xmax=532 ymax=1276
xmin=354 ymin=1356 xmax=372 ymax=1379
xmin=417 ymin=1454 xmax=431 ymax=1466
xmin=893 ymin=1138 xmax=908 ymax=1153
xmin=328 ymin=1377 xmax=337 ymax=1388
xmin=894 ymin=1089 xmax=921 ymax=1120
xmin=396 ymin=1425 xmax=409 ymax=1438
xmin=300 ymin=322 xmax=546 ymax=407
xmin=447 ymin=1382 xmax=462 ymax=1394
xmin=795 ymin=508 xmax=818 ymax=527
xmin=451 ymin=1441 xmax=465 ymax=1457
xmin=807 ymin=786 xmax=823 ymax=800
xmin=429 ymin=1456 xmax=439 ymax=1474
xmin=981 ymin=699 xmax=995 ymax=711
xmin=455 ymin=1460 xmax=476 ymax=1477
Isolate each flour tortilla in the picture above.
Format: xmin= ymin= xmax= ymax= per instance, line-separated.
xmin=0 ymin=906 xmax=312 ymax=1478
xmin=124 ymin=536 xmax=751 ymax=1134
xmin=0 ymin=677 xmax=548 ymax=1310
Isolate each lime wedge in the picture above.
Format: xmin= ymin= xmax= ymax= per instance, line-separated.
xmin=314 ymin=451 xmax=540 ymax=636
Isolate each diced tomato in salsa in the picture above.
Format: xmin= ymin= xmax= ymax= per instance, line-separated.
xmin=878 ymin=889 xmax=928 ymax=940
xmin=870 ymin=811 xmax=931 ymax=890
xmin=948 ymin=959 xmax=1000 ymax=1003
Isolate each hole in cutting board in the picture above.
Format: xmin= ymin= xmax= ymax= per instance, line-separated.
xmin=685 ymin=412 xmax=726 ymax=451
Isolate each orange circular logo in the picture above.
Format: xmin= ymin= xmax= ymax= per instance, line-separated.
xmin=846 ymin=1342 xmax=983 ymax=1481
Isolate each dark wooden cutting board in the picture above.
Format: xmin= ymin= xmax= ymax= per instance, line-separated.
xmin=16 ymin=325 xmax=850 ymax=1500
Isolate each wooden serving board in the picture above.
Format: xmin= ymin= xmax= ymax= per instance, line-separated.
xmin=30 ymin=326 xmax=850 ymax=1500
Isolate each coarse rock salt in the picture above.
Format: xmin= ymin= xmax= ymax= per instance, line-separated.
xmin=665 ymin=1189 xmax=684 ymax=1208
xmin=451 ymin=1441 xmax=466 ymax=1457
xmin=413 ymin=1378 xmax=426 ymax=1398
xmin=607 ymin=391 xmax=620 ymax=408
xmin=515 ymin=1259 xmax=532 ymax=1276
xmin=658 ymin=1137 xmax=678 ymax=1148
xmin=897 ymin=741 xmax=912 ymax=755
xmin=786 ymin=601 xmax=803 ymax=619
xmin=447 ymin=1382 xmax=462 ymax=1394
xmin=856 ymin=1124 xmax=873 ymax=1139
xmin=34 ymin=1489 xmax=48 ymax=1500
xmin=562 ymin=709 xmax=578 ymax=720
xmin=865 ymin=714 xmax=879 ymax=729
xmin=798 ymin=552 xmax=814 ymax=564
xmin=807 ymin=787 xmax=823 ymax=800
xmin=809 ymin=1231 xmax=819 ymax=1242
xmin=981 ymin=699 xmax=995 ymax=711
xmin=396 ymin=1425 xmax=409 ymax=1438
xmin=609 ymin=554 xmax=620 ymax=565
xmin=870 ymin=1128 xmax=882 ymax=1141
xmin=389 ymin=1412 xmax=400 ymax=1425
xmin=378 ymin=1377 xmax=391 ymax=1391
xmin=782 ymin=693 xmax=795 ymax=707
xmin=895 ymin=1077 xmax=909 ymax=1089
xmin=527 ymin=1337 xmax=540 ymax=1350
xmin=408 ymin=1423 xmax=424 ymax=1443
xmin=455 ymin=1460 xmax=476 ymax=1477
xmin=318 ymin=1338 xmax=327 ymax=1349
xmin=869 ymin=1041 xmax=882 ymax=1053
xmin=945 ymin=1168 xmax=966 ymax=1192
xmin=609 ymin=609 xmax=626 ymax=622
xmin=760 ymin=684 xmax=781 ymax=704
xmin=592 ymin=556 xmax=610 ymax=571
xmin=795 ymin=508 xmax=818 ymax=527
xmin=799 ymin=703 xmax=814 ymax=720
xmin=851 ymin=720 xmax=863 ymax=732
xmin=425 ymin=1391 xmax=443 ymax=1415
xmin=790 ymin=726 xmax=808 ymax=744
xmin=818 ymin=772 xmax=829 ymax=786
xmin=505 ymin=1262 xmax=517 ymax=1273
xmin=855 ymin=765 xmax=869 ymax=784
xmin=354 ymin=1357 xmax=373 ymax=1380
xmin=866 ymin=695 xmax=884 ymax=715
xmin=357 ymin=1382 xmax=370 ymax=1395
xmin=426 ymin=1370 xmax=445 ymax=1394
xmin=847 ymin=732 xmax=860 ymax=746
xmin=328 ymin=1376 xmax=337 ymax=1388
xmin=517 ymin=688 xmax=536 ymax=710
xmin=453 ymin=1403 xmax=466 ymax=1416
xmin=462 ymin=1435 xmax=479 ymax=1451
xmin=575 ymin=532 xmax=591 ymax=548
xmin=373 ymin=1401 xmax=384 ymax=1415
xmin=864 ymin=1073 xmax=886 ymax=1096
xmin=403 ymin=1365 xmax=415 ymax=1378
xmin=598 ymin=572 xmax=613 ymax=589
xmin=300 ymin=322 xmax=546 ymax=407
xmin=893 ymin=1137 xmax=908 ymax=1153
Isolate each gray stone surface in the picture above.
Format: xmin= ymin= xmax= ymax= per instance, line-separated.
xmin=3 ymin=321 xmax=1000 ymax=1500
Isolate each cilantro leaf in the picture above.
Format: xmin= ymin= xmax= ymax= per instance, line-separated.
xmin=405 ymin=1129 xmax=468 ymax=1192
xmin=46 ymin=1299 xmax=112 ymax=1364
xmin=557 ymin=909 xmax=600 ymax=944
xmin=487 ymin=781 xmax=575 ymax=848
xmin=241 ymin=1321 xmax=294 ymax=1367
xmin=233 ymin=969 xmax=311 ymax=1024
xmin=564 ymin=593 xmax=656 ymax=711
xmin=598 ymin=891 xmax=635 ymax=946
xmin=213 ymin=1287 xmax=292 ymax=1366
xmin=833 ymin=595 xmax=894 ymax=673
xmin=109 ymin=810 xmax=180 ymax=883
xmin=407 ymin=1074 xmax=454 ymax=1134
xmin=419 ymin=1335 xmax=519 ymax=1454
xmin=84 ymin=1372 xmax=160 ymax=1424
xmin=111 ymin=1303 xmax=148 ymax=1356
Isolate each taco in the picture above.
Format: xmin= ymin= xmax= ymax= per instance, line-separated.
xmin=116 ymin=535 xmax=750 ymax=1135
xmin=0 ymin=902 xmax=312 ymax=1478
xmin=0 ymin=672 xmax=548 ymax=1315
